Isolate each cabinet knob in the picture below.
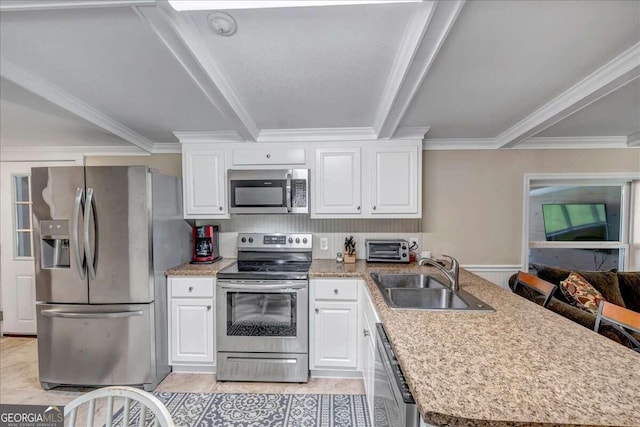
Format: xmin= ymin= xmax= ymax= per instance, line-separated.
xmin=356 ymin=206 xmax=360 ymax=210
xmin=334 ymin=289 xmax=338 ymax=294
xmin=315 ymin=308 xmax=319 ymax=313
xmin=372 ymin=205 xmax=376 ymax=210
xmin=363 ymin=329 xmax=370 ymax=337
xmin=207 ymin=305 xmax=211 ymax=310
xmin=219 ymin=206 xmax=223 ymax=211
xmin=266 ymin=154 xmax=271 ymax=158
xmin=188 ymin=286 xmax=193 ymax=291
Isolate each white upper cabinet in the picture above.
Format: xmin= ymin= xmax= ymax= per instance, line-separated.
xmin=232 ymin=147 xmax=306 ymax=166
xmin=314 ymin=147 xmax=361 ymax=215
xmin=369 ymin=144 xmax=420 ymax=215
xmin=179 ymin=140 xmax=420 ymax=219
xmin=183 ymin=148 xmax=227 ymax=218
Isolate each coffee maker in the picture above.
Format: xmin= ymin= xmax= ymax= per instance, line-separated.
xmin=192 ymin=225 xmax=221 ymax=263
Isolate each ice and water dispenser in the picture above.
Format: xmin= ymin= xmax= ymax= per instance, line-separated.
xmin=40 ymin=220 xmax=70 ymax=269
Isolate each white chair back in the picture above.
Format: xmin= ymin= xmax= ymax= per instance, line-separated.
xmin=64 ymin=386 xmax=174 ymax=427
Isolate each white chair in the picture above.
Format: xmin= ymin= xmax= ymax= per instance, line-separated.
xmin=64 ymin=386 xmax=174 ymax=427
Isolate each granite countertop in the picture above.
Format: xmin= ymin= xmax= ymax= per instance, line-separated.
xmin=166 ymin=259 xmax=640 ymax=426
xmin=165 ymin=258 xmax=236 ymax=276
xmin=310 ymin=260 xmax=640 ymax=427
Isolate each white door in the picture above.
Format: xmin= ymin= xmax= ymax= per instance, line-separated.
xmin=314 ymin=147 xmax=362 ymax=215
xmin=0 ymin=161 xmax=78 ymax=335
xmin=370 ymin=145 xmax=419 ymax=214
xmin=312 ymin=301 xmax=358 ymax=369
xmin=170 ymin=298 xmax=214 ymax=364
xmin=183 ymin=148 xmax=226 ymax=217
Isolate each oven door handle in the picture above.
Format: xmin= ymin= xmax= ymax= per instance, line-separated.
xmin=219 ymin=283 xmax=306 ymax=291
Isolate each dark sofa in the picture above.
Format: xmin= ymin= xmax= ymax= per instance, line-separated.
xmin=509 ymin=264 xmax=640 ymax=348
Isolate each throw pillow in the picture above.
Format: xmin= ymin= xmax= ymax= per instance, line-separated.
xmin=559 ymin=272 xmax=605 ymax=314
xmin=532 ymin=264 xmax=626 ymax=308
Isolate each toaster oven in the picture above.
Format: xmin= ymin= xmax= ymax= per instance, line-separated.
xmin=366 ymin=239 xmax=410 ymax=263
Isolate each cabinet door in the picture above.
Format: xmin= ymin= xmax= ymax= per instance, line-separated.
xmin=170 ymin=298 xmax=214 ymax=364
xmin=183 ymin=149 xmax=226 ymax=216
xmin=312 ymin=301 xmax=358 ymax=368
xmin=314 ymin=147 xmax=361 ymax=215
xmin=370 ymin=145 xmax=419 ymax=214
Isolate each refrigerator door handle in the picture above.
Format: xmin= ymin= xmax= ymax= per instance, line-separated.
xmin=41 ymin=310 xmax=144 ymax=319
xmin=84 ymin=188 xmax=99 ymax=280
xmin=72 ymin=187 xmax=87 ymax=280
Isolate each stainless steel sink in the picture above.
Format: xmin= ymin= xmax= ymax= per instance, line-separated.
xmin=370 ymin=273 xmax=447 ymax=290
xmin=370 ymin=273 xmax=494 ymax=311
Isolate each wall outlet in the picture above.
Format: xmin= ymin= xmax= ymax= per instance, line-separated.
xmin=409 ymin=237 xmax=419 ymax=249
xmin=320 ymin=238 xmax=328 ymax=251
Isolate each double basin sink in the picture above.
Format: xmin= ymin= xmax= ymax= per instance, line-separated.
xmin=370 ymin=273 xmax=494 ymax=311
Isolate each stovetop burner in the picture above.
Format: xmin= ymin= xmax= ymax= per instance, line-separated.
xmin=217 ymin=233 xmax=312 ymax=281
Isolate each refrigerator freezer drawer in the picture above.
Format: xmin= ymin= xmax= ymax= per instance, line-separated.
xmin=36 ymin=303 xmax=155 ymax=388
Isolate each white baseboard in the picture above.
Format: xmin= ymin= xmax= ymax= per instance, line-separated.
xmin=462 ymin=265 xmax=522 ymax=289
xmin=170 ymin=365 xmax=216 ymax=374
xmin=310 ymin=369 xmax=362 ymax=379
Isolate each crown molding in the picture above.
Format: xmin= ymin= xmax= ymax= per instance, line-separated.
xmin=258 ymin=127 xmax=378 ymax=142
xmin=151 ymin=142 xmax=182 ymax=153
xmin=422 ymin=138 xmax=496 ymax=150
xmin=375 ymin=0 xmax=465 ymax=139
xmin=0 ymin=145 xmax=148 ymax=161
xmin=0 ymin=0 xmax=155 ymax=11
xmin=392 ymin=126 xmax=430 ymax=140
xmin=0 ymin=61 xmax=155 ymax=153
xmin=497 ymin=42 xmax=640 ymax=148
xmin=173 ymin=131 xmax=243 ymax=143
xmin=515 ymin=136 xmax=631 ymax=150
xmin=627 ymin=131 xmax=640 ymax=147
xmin=137 ymin=4 xmax=260 ymax=142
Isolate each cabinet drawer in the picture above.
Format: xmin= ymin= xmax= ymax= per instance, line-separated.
xmin=170 ymin=277 xmax=214 ymax=298
xmin=313 ymin=279 xmax=358 ymax=301
xmin=232 ymin=148 xmax=306 ymax=165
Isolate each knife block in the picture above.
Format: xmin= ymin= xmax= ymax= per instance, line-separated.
xmin=344 ymin=251 xmax=356 ymax=264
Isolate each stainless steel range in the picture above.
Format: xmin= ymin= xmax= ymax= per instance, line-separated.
xmin=216 ymin=233 xmax=312 ymax=382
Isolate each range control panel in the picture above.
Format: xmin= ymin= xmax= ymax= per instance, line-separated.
xmin=237 ymin=233 xmax=313 ymax=250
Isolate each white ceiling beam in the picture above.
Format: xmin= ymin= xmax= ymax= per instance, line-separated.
xmin=135 ymin=3 xmax=260 ymax=142
xmin=374 ymin=0 xmax=465 ymax=139
xmin=497 ymin=42 xmax=640 ymax=149
xmin=0 ymin=61 xmax=156 ymax=152
xmin=0 ymin=0 xmax=155 ymax=11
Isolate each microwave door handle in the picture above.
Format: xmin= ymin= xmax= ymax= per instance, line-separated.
xmin=286 ymin=171 xmax=292 ymax=212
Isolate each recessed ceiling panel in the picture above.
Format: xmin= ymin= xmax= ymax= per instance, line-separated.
xmin=403 ymin=0 xmax=640 ymax=139
xmin=0 ymin=7 xmax=233 ymax=142
xmin=188 ymin=3 xmax=416 ymax=129
xmin=537 ymin=79 xmax=640 ymax=137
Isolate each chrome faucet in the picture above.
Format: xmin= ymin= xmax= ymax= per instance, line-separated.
xmin=418 ymin=255 xmax=460 ymax=292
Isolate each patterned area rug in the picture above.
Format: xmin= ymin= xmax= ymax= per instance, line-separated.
xmin=113 ymin=392 xmax=371 ymax=427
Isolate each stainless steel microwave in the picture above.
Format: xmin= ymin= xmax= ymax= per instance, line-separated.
xmin=229 ymin=169 xmax=309 ymax=214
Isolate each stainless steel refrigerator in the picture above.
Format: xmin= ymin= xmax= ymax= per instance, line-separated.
xmin=31 ymin=166 xmax=191 ymax=391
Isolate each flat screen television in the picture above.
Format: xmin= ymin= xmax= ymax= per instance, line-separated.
xmin=542 ymin=203 xmax=608 ymax=241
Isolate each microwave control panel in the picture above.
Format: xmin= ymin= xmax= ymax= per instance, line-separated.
xmin=292 ymin=180 xmax=307 ymax=208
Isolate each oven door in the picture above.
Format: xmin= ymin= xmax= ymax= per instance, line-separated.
xmin=216 ymin=280 xmax=308 ymax=353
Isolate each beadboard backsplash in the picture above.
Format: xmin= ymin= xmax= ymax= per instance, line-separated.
xmin=196 ymin=216 xmax=422 ymax=259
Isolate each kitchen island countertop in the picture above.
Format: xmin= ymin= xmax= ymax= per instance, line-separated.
xmin=309 ymin=259 xmax=640 ymax=427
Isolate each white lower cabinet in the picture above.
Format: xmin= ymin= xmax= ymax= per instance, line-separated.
xmin=310 ymin=279 xmax=359 ymax=371
xmin=168 ymin=277 xmax=216 ymax=372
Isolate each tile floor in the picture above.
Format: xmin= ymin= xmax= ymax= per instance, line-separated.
xmin=0 ymin=336 xmax=364 ymax=408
